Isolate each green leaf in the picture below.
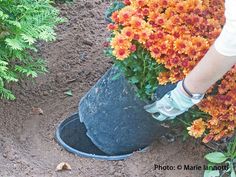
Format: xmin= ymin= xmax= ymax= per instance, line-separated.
xmin=145 ymin=84 xmax=152 ymax=90
xmin=129 ymin=76 xmax=139 ymax=84
xmin=39 ymin=28 xmax=56 ymax=42
xmin=133 ymin=65 xmax=142 ymax=72
xmin=105 ymin=1 xmax=125 ymax=23
xmin=0 ymin=88 xmax=16 ymax=100
xmin=64 ymin=90 xmax=73 ymax=97
xmin=0 ymin=77 xmax=4 ymax=87
xmin=112 ymin=72 xmax=122 ymax=81
xmin=0 ymin=65 xmax=7 ymax=72
xmin=204 ymin=170 xmax=220 ymax=177
xmin=0 ymin=10 xmax=8 ymax=20
xmin=205 ymin=152 xmax=228 ymax=163
xmin=0 ymin=60 xmax=8 ymax=66
xmin=21 ymin=34 xmax=36 ymax=45
xmin=26 ymin=70 xmax=37 ymax=78
xmin=7 ymin=20 xmax=21 ymax=28
xmin=5 ymin=38 xmax=23 ymax=50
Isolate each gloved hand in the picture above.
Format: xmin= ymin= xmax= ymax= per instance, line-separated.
xmin=144 ymin=81 xmax=202 ymax=121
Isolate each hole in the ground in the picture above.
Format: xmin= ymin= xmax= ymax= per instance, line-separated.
xmin=56 ymin=113 xmax=143 ymax=160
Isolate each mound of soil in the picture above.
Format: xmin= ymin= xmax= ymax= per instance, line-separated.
xmin=0 ymin=0 xmax=207 ymax=176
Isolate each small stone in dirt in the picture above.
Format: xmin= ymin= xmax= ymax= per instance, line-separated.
xmin=32 ymin=107 xmax=44 ymax=115
xmin=56 ymin=162 xmax=72 ymax=172
xmin=2 ymin=153 xmax=7 ymax=158
xmin=82 ymin=39 xmax=93 ymax=46
xmin=42 ymin=91 xmax=49 ymax=96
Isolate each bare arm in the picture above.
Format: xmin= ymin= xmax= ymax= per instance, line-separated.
xmin=144 ymin=0 xmax=236 ymax=121
xmin=183 ymin=46 xmax=236 ymax=94
xmin=145 ymin=45 xmax=236 ymax=121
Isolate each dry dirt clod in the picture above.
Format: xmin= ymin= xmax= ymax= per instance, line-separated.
xmin=56 ymin=162 xmax=72 ymax=172
xmin=32 ymin=107 xmax=44 ymax=115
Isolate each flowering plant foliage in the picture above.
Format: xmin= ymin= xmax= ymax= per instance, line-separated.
xmin=105 ymin=0 xmax=236 ymax=143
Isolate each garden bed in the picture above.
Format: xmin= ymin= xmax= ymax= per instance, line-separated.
xmin=0 ymin=0 xmax=207 ymax=176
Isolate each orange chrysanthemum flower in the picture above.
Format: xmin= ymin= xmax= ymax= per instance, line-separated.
xmin=107 ymin=23 xmax=118 ymax=31
xmin=121 ymin=27 xmax=135 ymax=40
xmin=113 ymin=48 xmax=130 ymax=60
xmin=110 ymin=34 xmax=131 ymax=49
xmin=187 ymin=118 xmax=206 ymax=138
xmin=118 ymin=6 xmax=136 ymax=24
xmin=174 ymin=38 xmax=189 ymax=54
xmin=130 ymin=16 xmax=145 ymax=29
xmin=111 ymin=11 xmax=119 ymax=23
xmin=130 ymin=0 xmax=149 ymax=7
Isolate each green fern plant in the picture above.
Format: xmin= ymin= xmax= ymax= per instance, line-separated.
xmin=0 ymin=0 xmax=65 ymax=100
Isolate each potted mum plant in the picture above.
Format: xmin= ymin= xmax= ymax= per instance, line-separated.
xmin=79 ymin=0 xmax=236 ymax=155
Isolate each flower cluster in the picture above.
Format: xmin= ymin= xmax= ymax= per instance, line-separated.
xmin=197 ymin=66 xmax=236 ymax=143
xmin=109 ymin=0 xmax=224 ymax=82
xmin=107 ymin=0 xmax=236 ymax=142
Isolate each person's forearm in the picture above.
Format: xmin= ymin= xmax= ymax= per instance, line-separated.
xmin=183 ymin=0 xmax=236 ymax=95
xmin=184 ymin=45 xmax=236 ymax=94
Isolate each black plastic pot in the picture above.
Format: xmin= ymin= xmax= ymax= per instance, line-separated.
xmin=55 ymin=113 xmax=147 ymax=160
xmin=78 ymin=67 xmax=172 ymax=155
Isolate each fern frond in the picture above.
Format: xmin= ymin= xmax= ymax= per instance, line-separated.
xmin=0 ymin=87 xmax=15 ymax=100
xmin=5 ymin=38 xmax=23 ymax=50
xmin=0 ymin=0 xmax=64 ymax=100
xmin=21 ymin=34 xmax=36 ymax=45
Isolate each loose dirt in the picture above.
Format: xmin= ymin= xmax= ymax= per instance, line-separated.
xmin=0 ymin=1 xmax=208 ymax=176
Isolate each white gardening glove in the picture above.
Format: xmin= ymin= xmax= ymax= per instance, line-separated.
xmin=144 ymin=81 xmax=199 ymax=121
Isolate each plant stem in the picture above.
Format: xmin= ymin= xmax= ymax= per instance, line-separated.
xmin=177 ymin=118 xmax=191 ymax=126
xmin=141 ymin=48 xmax=146 ymax=89
xmin=188 ymin=110 xmax=210 ymax=118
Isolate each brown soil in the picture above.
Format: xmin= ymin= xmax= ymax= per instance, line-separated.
xmin=0 ymin=1 xmax=208 ymax=177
